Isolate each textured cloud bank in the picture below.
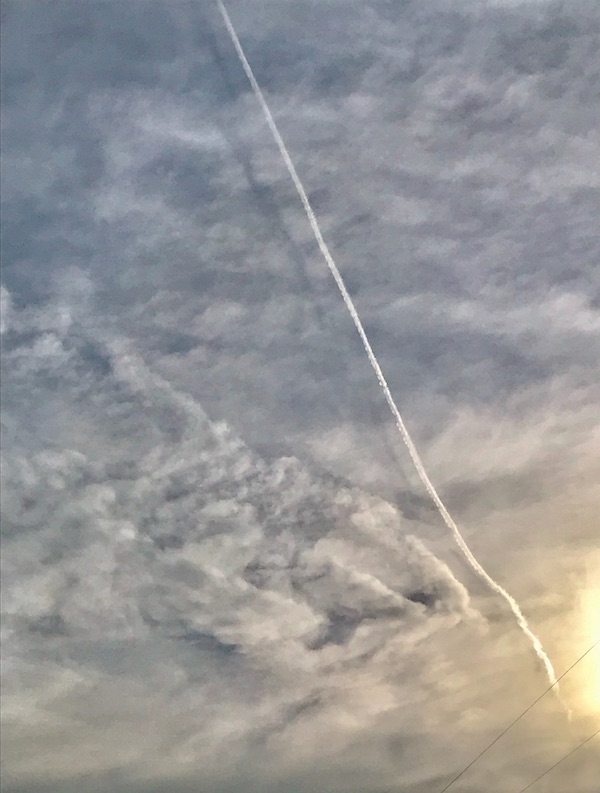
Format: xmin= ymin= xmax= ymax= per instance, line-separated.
xmin=2 ymin=0 xmax=599 ymax=791
xmin=2 ymin=317 xmax=479 ymax=790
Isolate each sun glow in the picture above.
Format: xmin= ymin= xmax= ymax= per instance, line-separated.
xmin=583 ymin=587 xmax=600 ymax=710
xmin=575 ymin=581 xmax=600 ymax=716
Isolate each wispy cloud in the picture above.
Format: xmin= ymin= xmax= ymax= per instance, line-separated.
xmin=2 ymin=0 xmax=599 ymax=790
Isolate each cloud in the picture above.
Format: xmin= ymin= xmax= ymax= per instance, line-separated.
xmin=0 ymin=286 xmax=12 ymax=334
xmin=2 ymin=307 xmax=483 ymax=790
xmin=2 ymin=0 xmax=599 ymax=790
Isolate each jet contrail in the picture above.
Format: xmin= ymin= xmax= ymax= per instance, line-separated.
xmin=215 ymin=0 xmax=559 ymax=690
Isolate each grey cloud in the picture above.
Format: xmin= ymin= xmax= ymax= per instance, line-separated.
xmin=2 ymin=313 xmax=481 ymax=789
xmin=2 ymin=0 xmax=599 ymax=790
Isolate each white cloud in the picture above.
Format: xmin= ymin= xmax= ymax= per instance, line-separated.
xmin=1 ymin=285 xmax=13 ymax=335
xmin=2 ymin=0 xmax=599 ymax=789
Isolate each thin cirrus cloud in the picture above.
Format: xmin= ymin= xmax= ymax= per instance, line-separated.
xmin=1 ymin=1 xmax=599 ymax=791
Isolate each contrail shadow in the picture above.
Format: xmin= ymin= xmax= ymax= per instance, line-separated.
xmin=196 ymin=6 xmax=327 ymax=334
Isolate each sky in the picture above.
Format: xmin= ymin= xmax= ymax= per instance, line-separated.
xmin=1 ymin=1 xmax=599 ymax=791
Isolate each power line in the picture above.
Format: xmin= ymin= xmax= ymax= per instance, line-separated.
xmin=438 ymin=640 xmax=599 ymax=793
xmin=516 ymin=726 xmax=600 ymax=793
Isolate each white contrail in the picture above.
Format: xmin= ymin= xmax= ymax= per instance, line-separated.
xmin=215 ymin=0 xmax=559 ymax=689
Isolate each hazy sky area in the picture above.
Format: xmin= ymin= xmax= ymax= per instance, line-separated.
xmin=1 ymin=1 xmax=599 ymax=791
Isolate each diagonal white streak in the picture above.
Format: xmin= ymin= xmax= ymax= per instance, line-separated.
xmin=216 ymin=0 xmax=559 ymax=690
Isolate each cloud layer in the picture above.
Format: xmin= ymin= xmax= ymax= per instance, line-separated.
xmin=2 ymin=0 xmax=599 ymax=790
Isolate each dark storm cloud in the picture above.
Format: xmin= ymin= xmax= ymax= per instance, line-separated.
xmin=1 ymin=1 xmax=599 ymax=791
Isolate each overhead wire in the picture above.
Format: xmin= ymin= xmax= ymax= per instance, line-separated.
xmin=516 ymin=726 xmax=600 ymax=793
xmin=437 ymin=640 xmax=599 ymax=793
